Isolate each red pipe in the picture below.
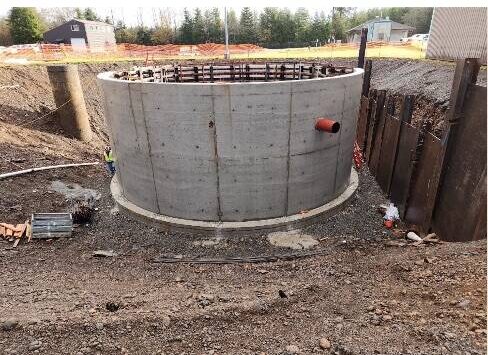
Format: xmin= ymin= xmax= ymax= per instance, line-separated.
xmin=315 ymin=118 xmax=340 ymax=133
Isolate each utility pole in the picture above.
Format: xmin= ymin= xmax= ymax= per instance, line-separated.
xmin=224 ymin=7 xmax=230 ymax=60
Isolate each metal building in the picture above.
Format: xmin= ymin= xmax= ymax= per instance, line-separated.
xmin=426 ymin=7 xmax=487 ymax=64
xmin=347 ymin=17 xmax=415 ymax=43
xmin=43 ymin=19 xmax=116 ymax=52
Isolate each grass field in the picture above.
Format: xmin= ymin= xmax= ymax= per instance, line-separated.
xmin=1 ymin=43 xmax=428 ymax=65
xmin=234 ymin=44 xmax=426 ymax=60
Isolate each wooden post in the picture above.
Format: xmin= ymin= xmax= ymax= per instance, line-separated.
xmin=430 ymin=58 xmax=481 ymax=229
xmin=357 ymin=27 xmax=368 ymax=69
xmin=365 ymin=90 xmax=386 ymax=164
xmin=376 ymin=94 xmax=415 ymax=194
xmin=443 ymin=58 xmax=480 ymax=139
xmin=47 ymin=65 xmax=92 ymax=142
xmin=361 ymin=60 xmax=372 ymax=98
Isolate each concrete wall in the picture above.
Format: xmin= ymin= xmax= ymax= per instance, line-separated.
xmin=98 ymin=69 xmax=363 ymax=222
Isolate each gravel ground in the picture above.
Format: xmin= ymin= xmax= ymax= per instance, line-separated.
xmin=0 ymin=142 xmax=486 ymax=355
xmin=0 ymin=59 xmax=486 ymax=354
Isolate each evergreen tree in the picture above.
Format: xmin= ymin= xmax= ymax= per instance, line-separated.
xmin=239 ymin=7 xmax=257 ymax=43
xmin=226 ymin=8 xmax=238 ymax=43
xmin=294 ymin=8 xmax=310 ymax=43
xmin=309 ymin=11 xmax=330 ymax=44
xmin=192 ymin=8 xmax=205 ymax=44
xmin=9 ymin=7 xmax=44 ymax=44
xmin=179 ymin=8 xmax=193 ymax=44
xmin=136 ymin=26 xmax=152 ymax=45
xmin=74 ymin=8 xmax=84 ymax=19
xmin=331 ymin=9 xmax=347 ymax=42
xmin=274 ymin=8 xmax=296 ymax=44
xmin=207 ymin=8 xmax=222 ymax=43
xmin=258 ymin=7 xmax=277 ymax=44
xmin=83 ymin=8 xmax=100 ymax=21
xmin=402 ymin=8 xmax=433 ymax=33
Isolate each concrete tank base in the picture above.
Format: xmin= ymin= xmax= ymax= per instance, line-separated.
xmin=111 ymin=168 xmax=358 ymax=236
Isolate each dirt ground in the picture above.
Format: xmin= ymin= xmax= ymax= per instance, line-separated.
xmin=0 ymin=59 xmax=486 ymax=354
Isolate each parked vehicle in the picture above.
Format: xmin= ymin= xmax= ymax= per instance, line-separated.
xmin=401 ymin=34 xmax=429 ymax=43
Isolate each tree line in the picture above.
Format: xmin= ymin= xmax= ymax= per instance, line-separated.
xmin=0 ymin=7 xmax=433 ymax=48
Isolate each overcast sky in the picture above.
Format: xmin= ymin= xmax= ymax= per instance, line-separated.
xmin=1 ymin=3 xmax=485 ymax=27
xmin=0 ymin=6 xmax=337 ymax=27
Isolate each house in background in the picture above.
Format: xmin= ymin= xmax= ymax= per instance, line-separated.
xmin=426 ymin=7 xmax=487 ymax=65
xmin=347 ymin=17 xmax=415 ymax=43
xmin=43 ymin=19 xmax=116 ymax=52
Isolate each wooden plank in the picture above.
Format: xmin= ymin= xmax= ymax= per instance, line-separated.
xmin=376 ymin=114 xmax=401 ymax=194
xmin=445 ymin=58 xmax=481 ymax=124
xmin=369 ymin=95 xmax=392 ymax=175
xmin=389 ymin=122 xmax=420 ymax=218
xmin=357 ymin=28 xmax=368 ymax=69
xmin=375 ymin=95 xmax=414 ymax=195
xmin=361 ymin=60 xmax=372 ymax=97
xmin=432 ymin=84 xmax=487 ymax=241
xmin=360 ymin=89 xmax=377 ymax=154
xmin=364 ymin=99 xmax=378 ymax=161
xmin=365 ymin=90 xmax=386 ymax=165
xmin=355 ymin=96 xmax=370 ymax=150
xmin=404 ymin=133 xmax=443 ymax=231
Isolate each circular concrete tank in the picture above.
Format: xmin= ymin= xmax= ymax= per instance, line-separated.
xmin=98 ymin=63 xmax=363 ymax=232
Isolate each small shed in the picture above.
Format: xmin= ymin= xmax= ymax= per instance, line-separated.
xmin=43 ymin=19 xmax=116 ymax=51
xmin=347 ymin=17 xmax=415 ymax=43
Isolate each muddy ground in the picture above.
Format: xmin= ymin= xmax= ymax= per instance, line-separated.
xmin=0 ymin=59 xmax=487 ymax=354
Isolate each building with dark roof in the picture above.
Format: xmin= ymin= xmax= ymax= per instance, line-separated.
xmin=43 ymin=19 xmax=115 ymax=51
xmin=347 ymin=17 xmax=415 ymax=43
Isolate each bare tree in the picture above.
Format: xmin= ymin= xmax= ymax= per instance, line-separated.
xmin=39 ymin=7 xmax=78 ymax=29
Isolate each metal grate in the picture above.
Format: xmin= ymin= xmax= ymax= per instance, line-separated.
xmin=112 ymin=62 xmax=354 ymax=83
xmin=31 ymin=213 xmax=73 ymax=239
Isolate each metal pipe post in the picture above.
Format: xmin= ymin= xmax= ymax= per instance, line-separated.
xmin=224 ymin=7 xmax=230 ymax=60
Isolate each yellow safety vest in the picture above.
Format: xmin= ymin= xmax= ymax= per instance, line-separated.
xmin=104 ymin=151 xmax=114 ymax=162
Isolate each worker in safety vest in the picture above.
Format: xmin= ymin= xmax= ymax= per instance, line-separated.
xmin=103 ymin=146 xmax=116 ymax=176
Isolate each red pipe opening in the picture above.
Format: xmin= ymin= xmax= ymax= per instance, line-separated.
xmin=315 ymin=118 xmax=340 ymax=133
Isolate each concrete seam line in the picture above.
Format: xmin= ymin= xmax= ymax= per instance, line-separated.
xmin=333 ymin=85 xmax=347 ymax=191
xmin=0 ymin=162 xmax=99 ymax=180
xmin=138 ymin=83 xmax=161 ymax=214
xmin=284 ymin=81 xmax=293 ymax=216
xmin=212 ymin=84 xmax=223 ymax=220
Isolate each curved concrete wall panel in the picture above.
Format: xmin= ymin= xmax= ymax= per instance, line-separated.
xmin=98 ymin=68 xmax=363 ymax=222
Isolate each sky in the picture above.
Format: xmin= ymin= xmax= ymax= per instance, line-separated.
xmin=0 ymin=6 xmax=334 ymax=27
xmin=1 ymin=2 xmax=486 ymax=27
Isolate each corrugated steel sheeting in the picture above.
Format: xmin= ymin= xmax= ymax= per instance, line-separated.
xmin=427 ymin=7 xmax=487 ymax=64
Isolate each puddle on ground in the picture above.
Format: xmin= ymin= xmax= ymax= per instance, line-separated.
xmin=267 ymin=230 xmax=319 ymax=250
xmin=50 ymin=180 xmax=101 ymax=201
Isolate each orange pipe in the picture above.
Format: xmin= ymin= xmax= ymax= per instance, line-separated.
xmin=315 ymin=118 xmax=340 ymax=133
